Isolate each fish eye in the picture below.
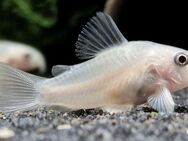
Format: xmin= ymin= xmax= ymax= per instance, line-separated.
xmin=24 ymin=53 xmax=31 ymax=61
xmin=175 ymin=53 xmax=188 ymax=66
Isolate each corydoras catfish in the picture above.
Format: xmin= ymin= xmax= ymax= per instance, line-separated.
xmin=0 ymin=12 xmax=188 ymax=113
xmin=0 ymin=40 xmax=46 ymax=73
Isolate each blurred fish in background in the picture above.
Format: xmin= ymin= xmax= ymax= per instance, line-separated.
xmin=0 ymin=0 xmax=57 ymax=74
xmin=0 ymin=40 xmax=46 ymax=73
xmin=104 ymin=0 xmax=124 ymax=21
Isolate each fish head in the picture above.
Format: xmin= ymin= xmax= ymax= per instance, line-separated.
xmin=171 ymin=49 xmax=188 ymax=91
xmin=145 ymin=42 xmax=188 ymax=92
xmin=21 ymin=47 xmax=47 ymax=74
xmin=5 ymin=41 xmax=47 ymax=73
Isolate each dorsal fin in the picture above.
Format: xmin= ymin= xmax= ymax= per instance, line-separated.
xmin=75 ymin=12 xmax=128 ymax=60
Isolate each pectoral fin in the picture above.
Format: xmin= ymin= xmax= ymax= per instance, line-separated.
xmin=147 ymin=87 xmax=175 ymax=113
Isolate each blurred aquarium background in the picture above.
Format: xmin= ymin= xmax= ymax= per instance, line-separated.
xmin=0 ymin=0 xmax=187 ymax=75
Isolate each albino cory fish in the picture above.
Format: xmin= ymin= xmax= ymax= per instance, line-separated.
xmin=0 ymin=12 xmax=188 ymax=113
xmin=0 ymin=40 xmax=46 ymax=73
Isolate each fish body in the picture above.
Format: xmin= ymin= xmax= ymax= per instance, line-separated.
xmin=0 ymin=12 xmax=188 ymax=113
xmin=0 ymin=40 xmax=46 ymax=73
xmin=40 ymin=42 xmax=186 ymax=110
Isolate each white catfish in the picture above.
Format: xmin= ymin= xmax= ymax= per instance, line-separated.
xmin=0 ymin=12 xmax=188 ymax=113
xmin=0 ymin=40 xmax=46 ymax=73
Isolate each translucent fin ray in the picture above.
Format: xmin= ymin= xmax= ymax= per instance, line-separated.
xmin=0 ymin=63 xmax=46 ymax=113
xmin=147 ymin=87 xmax=175 ymax=113
xmin=75 ymin=12 xmax=128 ymax=60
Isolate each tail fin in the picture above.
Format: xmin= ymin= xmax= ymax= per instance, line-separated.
xmin=0 ymin=63 xmax=46 ymax=113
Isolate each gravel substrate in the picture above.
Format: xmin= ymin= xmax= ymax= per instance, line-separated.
xmin=0 ymin=89 xmax=188 ymax=141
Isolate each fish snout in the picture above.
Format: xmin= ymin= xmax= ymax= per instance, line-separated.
xmin=23 ymin=51 xmax=46 ymax=74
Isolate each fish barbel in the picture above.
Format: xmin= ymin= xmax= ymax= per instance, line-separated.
xmin=0 ymin=12 xmax=188 ymax=113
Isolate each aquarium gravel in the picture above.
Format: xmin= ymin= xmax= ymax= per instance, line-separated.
xmin=0 ymin=90 xmax=188 ymax=141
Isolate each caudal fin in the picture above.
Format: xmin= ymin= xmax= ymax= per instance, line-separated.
xmin=0 ymin=63 xmax=46 ymax=113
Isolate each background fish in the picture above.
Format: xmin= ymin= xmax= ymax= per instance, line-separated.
xmin=0 ymin=12 xmax=188 ymax=113
xmin=0 ymin=40 xmax=46 ymax=73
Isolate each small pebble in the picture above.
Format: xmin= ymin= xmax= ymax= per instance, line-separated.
xmin=57 ymin=124 xmax=72 ymax=130
xmin=0 ymin=128 xmax=15 ymax=139
xmin=0 ymin=113 xmax=3 ymax=119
